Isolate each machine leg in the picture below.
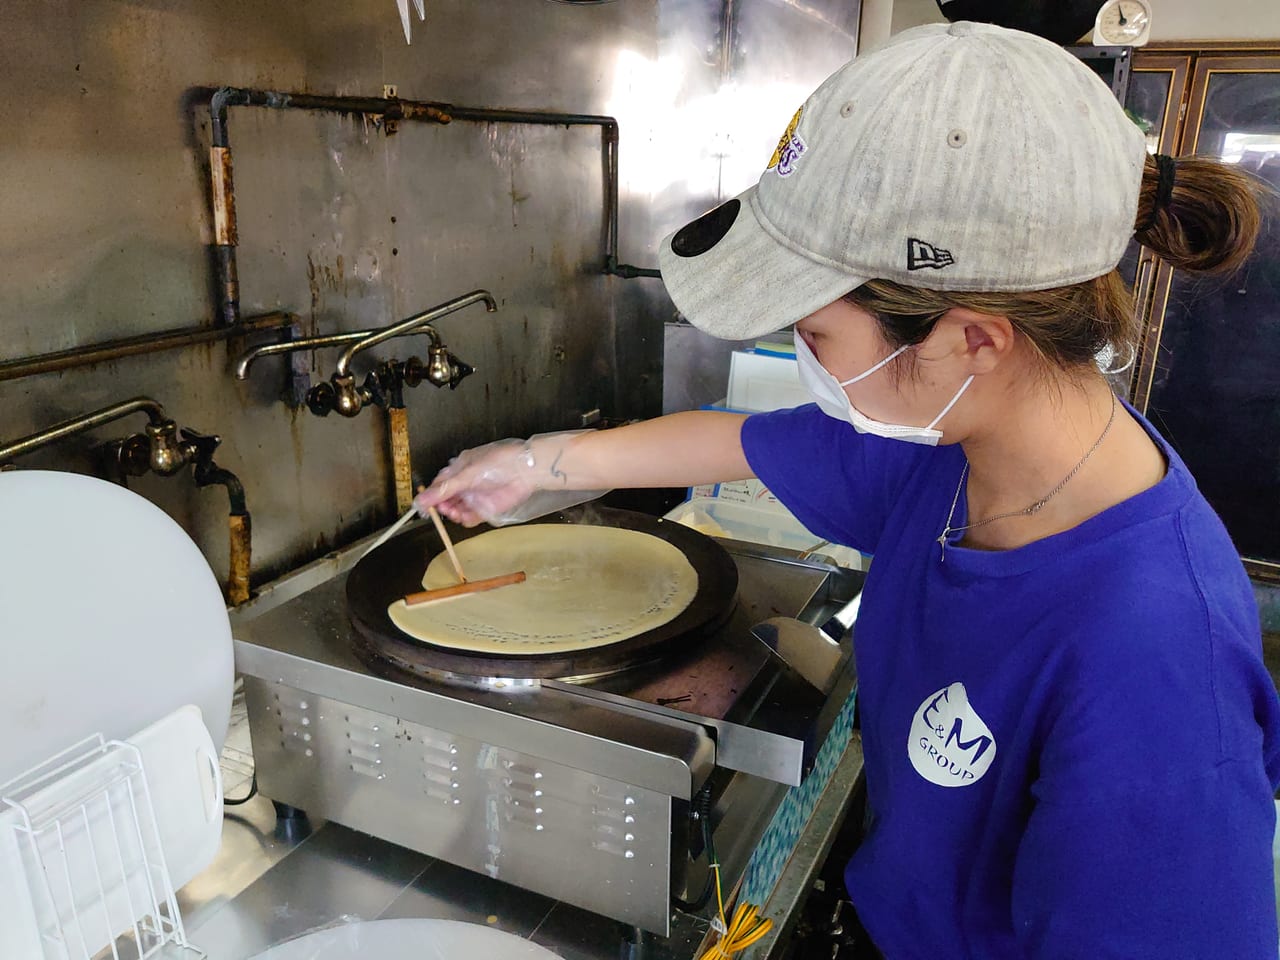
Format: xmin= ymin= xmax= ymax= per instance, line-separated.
xmin=619 ymin=924 xmax=649 ymax=960
xmin=272 ymin=801 xmax=312 ymax=844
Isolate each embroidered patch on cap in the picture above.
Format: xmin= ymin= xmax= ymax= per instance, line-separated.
xmin=767 ymin=108 xmax=807 ymax=178
xmin=906 ymin=237 xmax=955 ymax=270
xmin=670 ymin=199 xmax=741 ymax=258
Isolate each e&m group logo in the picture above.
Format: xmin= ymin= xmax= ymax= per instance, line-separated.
xmin=908 ymin=682 xmax=997 ymax=787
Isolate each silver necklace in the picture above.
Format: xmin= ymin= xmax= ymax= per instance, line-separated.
xmin=937 ymin=391 xmax=1117 ymax=560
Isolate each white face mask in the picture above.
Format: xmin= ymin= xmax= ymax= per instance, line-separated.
xmin=793 ymin=330 xmax=973 ymax=446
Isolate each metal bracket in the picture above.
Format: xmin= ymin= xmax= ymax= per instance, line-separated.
xmin=544 ymin=678 xmax=808 ymax=787
xmin=750 ymin=617 xmax=849 ymax=695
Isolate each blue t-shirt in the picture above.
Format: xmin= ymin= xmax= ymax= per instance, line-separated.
xmin=742 ymin=403 xmax=1280 ymax=959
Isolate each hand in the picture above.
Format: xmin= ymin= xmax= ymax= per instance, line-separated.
xmin=414 ymin=438 xmax=541 ymax=527
xmin=415 ymin=431 xmax=607 ymax=528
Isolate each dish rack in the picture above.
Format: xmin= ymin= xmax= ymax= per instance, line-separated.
xmin=0 ymin=735 xmax=205 ymax=960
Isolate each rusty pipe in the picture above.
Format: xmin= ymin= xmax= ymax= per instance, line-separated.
xmin=210 ymin=87 xmax=242 ymax=326
xmin=0 ymin=398 xmax=169 ymax=463
xmin=0 ymin=313 xmax=294 ymax=384
xmin=334 ymin=291 xmax=496 ymax=378
xmin=388 ymin=406 xmax=414 ymax=513
xmin=228 ymin=514 xmax=252 ymax=605
xmin=190 ymin=455 xmax=251 ymax=606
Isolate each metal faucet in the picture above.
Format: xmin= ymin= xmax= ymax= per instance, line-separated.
xmin=326 ymin=290 xmax=493 ymax=417
xmin=236 ymin=290 xmax=492 ymax=418
xmin=0 ymin=398 xmax=174 ymax=468
xmin=235 ymin=330 xmax=369 ymax=381
xmin=333 ymin=289 xmax=495 ymax=377
xmin=0 ymin=398 xmax=254 ymax=604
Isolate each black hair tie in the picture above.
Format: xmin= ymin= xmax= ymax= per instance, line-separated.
xmin=1137 ymin=154 xmax=1177 ymax=233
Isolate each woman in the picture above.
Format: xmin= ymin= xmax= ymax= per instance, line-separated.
xmin=417 ymin=22 xmax=1280 ymax=958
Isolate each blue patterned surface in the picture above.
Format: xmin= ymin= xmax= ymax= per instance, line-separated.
xmin=739 ymin=685 xmax=859 ymax=909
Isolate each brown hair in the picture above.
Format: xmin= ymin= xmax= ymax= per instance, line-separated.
xmin=845 ymin=154 xmax=1265 ymax=372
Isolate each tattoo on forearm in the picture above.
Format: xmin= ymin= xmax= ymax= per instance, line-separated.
xmin=549 ymin=450 xmax=568 ymax=485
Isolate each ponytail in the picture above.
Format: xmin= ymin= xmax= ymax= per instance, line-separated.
xmin=1134 ymin=153 xmax=1265 ymax=275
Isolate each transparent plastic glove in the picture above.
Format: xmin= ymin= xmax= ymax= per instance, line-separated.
xmin=413 ymin=431 xmax=610 ymax=527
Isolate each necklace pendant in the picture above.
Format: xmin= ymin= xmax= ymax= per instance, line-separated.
xmin=937 ymin=529 xmax=949 ymax=561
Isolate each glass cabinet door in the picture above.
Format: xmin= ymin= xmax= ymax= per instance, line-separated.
xmin=1133 ymin=56 xmax=1280 ymax=578
xmin=1119 ymin=55 xmax=1190 ymax=382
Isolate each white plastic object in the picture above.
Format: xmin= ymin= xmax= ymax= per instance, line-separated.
xmin=0 ymin=471 xmax=235 ymax=787
xmin=248 ymin=918 xmax=562 ymax=960
xmin=395 ymin=0 xmax=426 ymax=43
xmin=129 ymin=706 xmax=224 ymax=892
xmin=666 ymin=497 xmax=866 ymax=569
xmin=726 ymin=349 xmax=809 ymax=413
xmin=0 ymin=734 xmax=205 ymax=960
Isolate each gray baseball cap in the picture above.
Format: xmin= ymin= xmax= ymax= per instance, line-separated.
xmin=658 ymin=21 xmax=1148 ymax=341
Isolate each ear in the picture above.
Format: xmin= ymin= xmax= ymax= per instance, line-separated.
xmin=932 ymin=307 xmax=1015 ymax=375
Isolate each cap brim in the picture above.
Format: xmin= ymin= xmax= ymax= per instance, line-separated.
xmin=658 ymin=186 xmax=867 ymax=341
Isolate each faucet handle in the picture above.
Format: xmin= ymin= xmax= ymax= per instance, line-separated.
xmin=179 ymin=427 xmax=223 ymax=465
xmin=402 ymin=355 xmax=426 ymax=388
xmin=447 ymin=353 xmax=474 ymax=390
xmin=102 ymin=434 xmax=152 ymax=479
xmin=306 ymin=380 xmax=336 ymax=417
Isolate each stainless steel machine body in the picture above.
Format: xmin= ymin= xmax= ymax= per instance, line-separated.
xmin=235 ymin=528 xmax=862 ymax=936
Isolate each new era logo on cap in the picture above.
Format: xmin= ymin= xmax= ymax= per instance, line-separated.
xmin=907 ymin=237 xmax=955 ymax=271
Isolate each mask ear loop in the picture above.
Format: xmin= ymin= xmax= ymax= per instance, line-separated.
xmin=835 ymin=344 xmax=910 ymax=387
xmin=925 ymin=375 xmax=975 ymax=430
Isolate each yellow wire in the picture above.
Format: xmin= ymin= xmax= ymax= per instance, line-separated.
xmin=715 ymin=861 xmax=726 ymax=926
xmin=695 ymin=863 xmax=774 ymax=960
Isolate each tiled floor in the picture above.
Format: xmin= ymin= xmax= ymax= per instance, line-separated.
xmin=219 ymin=678 xmax=255 ymax=800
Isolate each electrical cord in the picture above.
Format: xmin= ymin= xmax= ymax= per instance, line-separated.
xmin=225 ymin=773 xmax=257 ymax=803
xmin=675 ymin=785 xmax=773 ymax=958
xmin=696 ymin=861 xmax=773 ymax=959
xmin=673 ymin=787 xmax=717 ymax=913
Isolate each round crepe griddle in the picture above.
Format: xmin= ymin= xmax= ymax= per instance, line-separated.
xmin=347 ymin=506 xmax=739 ymax=682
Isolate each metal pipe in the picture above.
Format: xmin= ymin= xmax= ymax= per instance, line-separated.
xmin=0 ymin=398 xmax=168 ymax=463
xmin=207 ymin=89 xmax=656 ymax=334
xmin=192 ymin=457 xmax=251 ymax=606
xmin=234 ymin=324 xmax=444 ymax=380
xmin=194 ymin=461 xmax=247 ymax=516
xmin=228 ymin=514 xmax=252 ymax=605
xmin=334 ymin=290 xmax=496 ymax=377
xmin=444 ymin=105 xmax=616 ymax=126
xmin=388 ymin=406 xmax=414 ymax=514
xmin=213 ymin=87 xmax=453 ymax=125
xmin=236 ymin=330 xmax=366 ymax=380
xmin=210 ymin=87 xmax=242 ymax=325
xmin=0 ymin=312 xmax=294 ymax=384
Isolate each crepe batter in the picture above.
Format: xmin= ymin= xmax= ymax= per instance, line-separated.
xmin=387 ymin=524 xmax=698 ymax=654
